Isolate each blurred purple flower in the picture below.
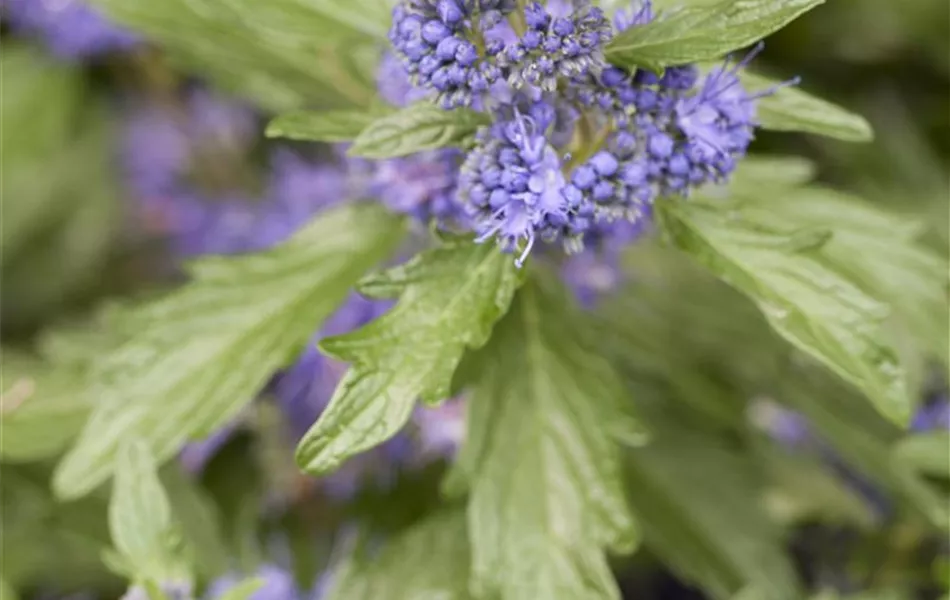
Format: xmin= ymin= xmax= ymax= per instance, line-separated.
xmin=413 ymin=398 xmax=466 ymax=459
xmin=749 ymin=399 xmax=814 ymax=448
xmin=561 ymin=219 xmax=651 ymax=306
xmin=750 ymin=399 xmax=892 ymax=520
xmin=376 ymin=51 xmax=431 ymax=107
xmin=206 ymin=565 xmax=302 ymax=600
xmin=122 ymin=90 xmax=257 ymax=200
xmin=349 ymin=56 xmax=468 ymax=229
xmin=2 ymin=0 xmax=139 ymax=59
xmin=911 ymin=394 xmax=950 ymax=432
xmin=365 ymin=150 xmax=467 ymax=227
xmin=123 ymin=89 xmax=349 ymax=258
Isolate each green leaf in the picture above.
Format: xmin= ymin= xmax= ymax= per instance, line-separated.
xmin=198 ymin=435 xmax=267 ymax=573
xmin=657 ymin=198 xmax=910 ymax=425
xmin=1 ymin=465 xmax=116 ymax=590
xmin=894 ymin=432 xmax=950 ymax=478
xmin=757 ymin=443 xmax=878 ymax=529
xmin=600 ymin=242 xmax=783 ymax=430
xmin=325 ymin=510 xmax=472 ymax=600
xmin=727 ymin=186 xmax=949 ymax=370
xmin=38 ymin=307 xmax=132 ymax=369
xmin=160 ymin=466 xmax=231 ymax=580
xmin=266 ymin=108 xmax=392 ymax=143
xmin=0 ymin=578 xmax=18 ymax=600
xmin=808 ymin=591 xmax=910 ymax=600
xmin=110 ymin=441 xmax=190 ymax=583
xmin=0 ymin=45 xmax=86 ymax=264
xmin=86 ymin=0 xmax=381 ymax=110
xmin=54 ymin=204 xmax=404 ymax=500
xmin=741 ymin=72 xmax=874 ymax=142
xmin=1 ymin=48 xmax=120 ymax=328
xmin=295 ymin=239 xmax=522 ymax=475
xmin=453 ymin=275 xmax=641 ymax=600
xmin=780 ymin=369 xmax=949 ymax=530
xmin=305 ymin=0 xmax=392 ymax=41
xmin=606 ymin=0 xmax=824 ymax=72
xmin=348 ymin=103 xmax=489 ymax=159
xmin=142 ymin=580 xmax=172 ymax=600
xmin=625 ymin=417 xmax=801 ymax=600
xmin=213 ymin=578 xmax=265 ymax=600
xmin=729 ymin=155 xmax=817 ymax=190
xmin=0 ymin=350 xmax=91 ymax=462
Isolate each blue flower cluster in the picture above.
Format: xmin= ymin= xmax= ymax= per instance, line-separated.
xmin=389 ymin=0 xmax=514 ymax=108
xmin=459 ymin=99 xmax=572 ymax=265
xmin=386 ymin=0 xmax=793 ymax=265
xmin=503 ymin=1 xmax=612 ymax=92
xmin=2 ymin=0 xmax=139 ymax=59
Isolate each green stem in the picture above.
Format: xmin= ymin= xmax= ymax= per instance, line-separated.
xmin=565 ymin=112 xmax=610 ymax=172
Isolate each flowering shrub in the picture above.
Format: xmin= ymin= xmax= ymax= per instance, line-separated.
xmin=2 ymin=0 xmax=948 ymax=599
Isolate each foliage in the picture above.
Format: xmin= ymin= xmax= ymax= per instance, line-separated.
xmin=2 ymin=0 xmax=948 ymax=599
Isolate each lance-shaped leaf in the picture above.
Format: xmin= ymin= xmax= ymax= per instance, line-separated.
xmin=657 ymin=198 xmax=910 ymax=426
xmin=326 ymin=510 xmax=472 ymax=600
xmin=110 ymin=442 xmax=191 ymax=583
xmin=779 ymin=369 xmax=949 ymax=530
xmin=716 ymin=182 xmax=948 ymax=381
xmin=625 ymin=416 xmax=801 ymax=600
xmin=53 ymin=204 xmax=404 ymax=500
xmin=266 ymin=108 xmax=392 ymax=143
xmin=606 ymin=0 xmax=824 ymax=72
xmin=453 ymin=276 xmax=642 ymax=600
xmin=87 ymin=0 xmax=383 ymax=111
xmin=742 ymin=72 xmax=874 ymax=142
xmin=728 ymin=155 xmax=817 ymax=190
xmin=348 ymin=103 xmax=489 ymax=159
xmin=160 ymin=465 xmax=230 ymax=580
xmin=737 ymin=187 xmax=948 ymax=369
xmin=213 ymin=579 xmax=265 ymax=600
xmin=295 ymin=240 xmax=522 ymax=475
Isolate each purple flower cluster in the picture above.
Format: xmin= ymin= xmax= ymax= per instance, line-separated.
xmin=384 ymin=0 xmax=791 ymax=265
xmin=460 ymin=99 xmax=572 ymax=265
xmin=2 ymin=0 xmax=139 ymax=60
xmin=389 ymin=0 xmax=513 ymax=108
xmin=503 ymin=1 xmax=612 ymax=92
